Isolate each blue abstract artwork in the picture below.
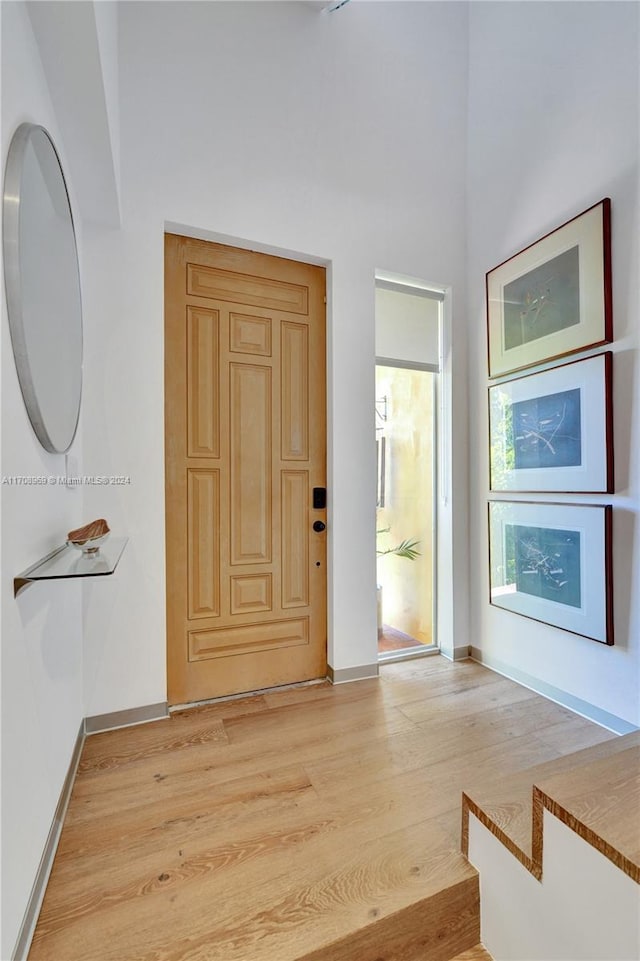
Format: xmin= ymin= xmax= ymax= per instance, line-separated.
xmin=506 ymin=524 xmax=581 ymax=609
xmin=503 ymin=245 xmax=580 ymax=351
xmin=512 ymin=387 xmax=581 ymax=470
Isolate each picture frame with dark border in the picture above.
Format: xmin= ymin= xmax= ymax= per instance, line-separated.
xmin=489 ymin=352 xmax=613 ymax=493
xmin=487 ymin=199 xmax=612 ymax=378
xmin=488 ymin=500 xmax=613 ymax=645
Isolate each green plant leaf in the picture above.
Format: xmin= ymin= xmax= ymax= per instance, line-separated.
xmin=377 ymin=537 xmax=421 ymax=560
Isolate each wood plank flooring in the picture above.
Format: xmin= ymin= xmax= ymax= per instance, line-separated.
xmin=378 ymin=625 xmax=423 ymax=653
xmin=28 ymin=657 xmax=617 ymax=961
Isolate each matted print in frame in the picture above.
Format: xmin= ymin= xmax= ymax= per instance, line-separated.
xmin=489 ymin=352 xmax=613 ymax=493
xmin=487 ymin=199 xmax=612 ymax=378
xmin=489 ymin=501 xmax=613 ymax=645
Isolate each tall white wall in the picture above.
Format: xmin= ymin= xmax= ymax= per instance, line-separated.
xmin=1 ymin=2 xmax=123 ymax=953
xmin=467 ymin=1 xmax=640 ymax=726
xmin=25 ymin=0 xmax=121 ymax=226
xmin=92 ymin=0 xmax=121 ymax=200
xmin=0 ymin=5 xmax=85 ymax=956
xmin=81 ymin=0 xmax=471 ymax=714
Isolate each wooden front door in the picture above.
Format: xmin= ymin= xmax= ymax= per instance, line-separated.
xmin=165 ymin=234 xmax=327 ymax=705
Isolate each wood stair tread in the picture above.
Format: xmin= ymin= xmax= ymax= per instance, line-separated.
xmin=535 ymin=744 xmax=640 ymax=878
xmin=462 ymin=731 xmax=640 ymax=882
xmin=30 ymin=815 xmax=479 ymax=961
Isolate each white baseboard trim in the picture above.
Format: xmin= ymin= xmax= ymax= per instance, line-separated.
xmin=85 ymin=701 xmax=169 ymax=735
xmin=470 ymin=647 xmax=638 ymax=735
xmin=12 ymin=721 xmax=85 ymax=961
xmin=439 ymin=646 xmax=470 ymax=662
xmin=327 ymin=663 xmax=379 ymax=684
xmin=453 ymin=645 xmax=472 ymax=661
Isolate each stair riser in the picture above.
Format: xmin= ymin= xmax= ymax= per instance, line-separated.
xmin=301 ymin=876 xmax=479 ymax=961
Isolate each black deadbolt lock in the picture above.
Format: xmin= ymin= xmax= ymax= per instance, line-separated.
xmin=313 ymin=520 xmax=326 ymax=533
xmin=312 ymin=487 xmax=327 ymax=510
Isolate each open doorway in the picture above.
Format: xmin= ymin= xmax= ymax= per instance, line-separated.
xmin=375 ymin=279 xmax=441 ymax=661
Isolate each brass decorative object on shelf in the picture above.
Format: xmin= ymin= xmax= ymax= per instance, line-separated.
xmin=67 ymin=518 xmax=110 ymax=554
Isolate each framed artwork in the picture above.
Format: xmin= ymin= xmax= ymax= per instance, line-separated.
xmin=489 ymin=352 xmax=613 ymax=493
xmin=487 ymin=199 xmax=612 ymax=378
xmin=488 ymin=501 xmax=613 ymax=645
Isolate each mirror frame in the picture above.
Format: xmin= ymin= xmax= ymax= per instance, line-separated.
xmin=3 ymin=122 xmax=83 ymax=454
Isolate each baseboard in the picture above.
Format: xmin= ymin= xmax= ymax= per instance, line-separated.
xmin=327 ymin=663 xmax=379 ymax=684
xmin=453 ymin=645 xmax=472 ymax=661
xmin=470 ymin=647 xmax=638 ymax=735
xmin=85 ymin=701 xmax=169 ymax=735
xmin=12 ymin=720 xmax=86 ymax=961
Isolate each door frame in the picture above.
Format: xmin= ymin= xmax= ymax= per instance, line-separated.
xmin=374 ymin=357 xmax=439 ymax=662
xmin=374 ymin=271 xmax=456 ymax=662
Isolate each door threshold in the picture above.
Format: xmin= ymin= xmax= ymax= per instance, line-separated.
xmin=378 ymin=645 xmax=440 ymax=666
xmin=170 ymin=676 xmax=328 ymax=713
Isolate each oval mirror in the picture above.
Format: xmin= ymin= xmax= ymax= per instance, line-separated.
xmin=3 ymin=123 xmax=83 ymax=454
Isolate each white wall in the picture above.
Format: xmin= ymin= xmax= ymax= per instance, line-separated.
xmin=467 ymin=1 xmax=640 ymax=727
xmin=25 ymin=0 xmax=121 ymax=226
xmin=0 ymin=5 xmax=85 ymax=956
xmin=92 ymin=0 xmax=121 ymax=202
xmin=0 ymin=2 xmax=123 ymax=953
xmin=81 ymin=0 xmax=471 ymax=714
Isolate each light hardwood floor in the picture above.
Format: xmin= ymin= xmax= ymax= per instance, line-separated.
xmin=28 ymin=656 xmax=616 ymax=961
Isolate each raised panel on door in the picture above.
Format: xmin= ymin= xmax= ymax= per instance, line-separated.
xmin=281 ymin=471 xmax=309 ymax=608
xmin=187 ymin=263 xmax=309 ymax=314
xmin=229 ymin=312 xmax=272 ymax=356
xmin=230 ymin=574 xmax=273 ymax=615
xmin=187 ymin=469 xmax=220 ymax=619
xmin=281 ymin=322 xmax=309 ymax=461
xmin=187 ymin=307 xmax=219 ymax=458
xmin=189 ymin=617 xmax=309 ymax=662
xmin=230 ymin=363 xmax=272 ymax=566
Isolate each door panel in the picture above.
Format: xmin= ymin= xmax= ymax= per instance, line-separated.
xmin=229 ymin=312 xmax=272 ymax=356
xmin=281 ymin=471 xmax=309 ymax=608
xmin=187 ymin=469 xmax=220 ymax=619
xmin=187 ymin=307 xmax=219 ymax=458
xmin=281 ymin=322 xmax=309 ymax=459
xmin=165 ymin=234 xmax=327 ymax=704
xmin=230 ymin=362 xmax=273 ymax=565
xmin=187 ymin=263 xmax=309 ymax=313
xmin=188 ymin=617 xmax=309 ymax=662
